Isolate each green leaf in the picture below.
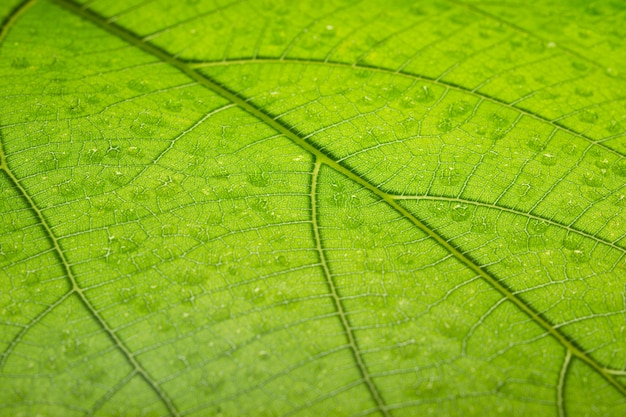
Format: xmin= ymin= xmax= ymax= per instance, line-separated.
xmin=1 ymin=0 xmax=625 ymax=416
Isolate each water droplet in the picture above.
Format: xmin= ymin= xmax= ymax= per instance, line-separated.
xmin=574 ymin=86 xmax=593 ymax=97
xmin=127 ymin=79 xmax=151 ymax=93
xmin=571 ymin=62 xmax=588 ymax=72
xmin=119 ymin=287 xmax=137 ymax=304
xmin=529 ymin=219 xmax=549 ymax=234
xmin=563 ymin=234 xmax=581 ymax=250
xmin=48 ymin=77 xmax=67 ymax=96
xmin=182 ymin=271 xmax=208 ymax=286
xmin=0 ymin=239 xmax=23 ymax=259
xmin=125 ymin=146 xmax=140 ymax=158
xmin=248 ymin=172 xmax=270 ymax=188
xmin=56 ymin=181 xmax=79 ymax=197
xmin=355 ymin=69 xmax=370 ymax=79
xmin=164 ymin=98 xmax=183 ymax=112
xmin=116 ymin=206 xmax=138 ymax=223
xmin=450 ymin=204 xmax=470 ymax=221
xmin=365 ymin=258 xmax=384 ymax=272
xmin=100 ymin=84 xmax=118 ymax=95
xmin=448 ymin=100 xmax=471 ymax=117
xmin=85 ymin=94 xmax=100 ymax=105
xmin=11 ymin=57 xmax=29 ymax=69
xmin=595 ymin=158 xmax=610 ymax=169
xmin=582 ymin=171 xmax=603 ymax=187
xmin=540 ymin=153 xmax=557 ymax=166
xmin=62 ymin=337 xmax=86 ymax=358
xmin=440 ymin=166 xmax=460 ymax=186
xmin=249 ymin=197 xmax=274 ymax=218
xmin=107 ymin=169 xmax=129 ymax=186
xmin=276 ymin=255 xmax=288 ymax=267
xmin=85 ymin=365 xmax=106 ymax=383
xmin=382 ymin=85 xmax=401 ymax=100
xmin=526 ymin=134 xmax=545 ymax=152
xmin=561 ymin=143 xmax=579 ymax=156
xmin=399 ymin=96 xmax=416 ymax=108
xmin=570 ymin=249 xmax=589 ymax=264
xmin=3 ymin=302 xmax=21 ymax=316
xmin=607 ymin=120 xmax=623 ymax=134
xmin=162 ymin=224 xmax=178 ymax=236
xmin=68 ymin=98 xmax=84 ymax=114
xmin=428 ymin=201 xmax=447 ymax=217
xmin=360 ymin=95 xmax=375 ymax=107
xmin=398 ymin=251 xmax=416 ymax=266
xmin=270 ymin=31 xmax=287 ymax=45
xmin=471 ymin=217 xmax=490 ymax=233
xmin=415 ymin=85 xmax=434 ymax=102
xmin=437 ymin=118 xmax=453 ymax=133
xmin=343 ymin=214 xmax=363 ymax=230
xmin=130 ymin=113 xmax=159 ymax=136
xmin=20 ymin=270 xmax=41 ymax=286
xmin=613 ymin=160 xmax=626 ymax=177
xmin=489 ymin=127 xmax=506 ymax=141
xmin=490 ymin=114 xmax=507 ymax=128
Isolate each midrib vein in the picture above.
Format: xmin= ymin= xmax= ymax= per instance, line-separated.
xmin=0 ymin=153 xmax=179 ymax=414
xmin=189 ymin=58 xmax=624 ymax=158
xmin=311 ymin=161 xmax=390 ymax=417
xmin=40 ymin=0 xmax=626 ymax=401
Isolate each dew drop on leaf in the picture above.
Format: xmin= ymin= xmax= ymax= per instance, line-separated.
xmin=582 ymin=171 xmax=603 ymax=187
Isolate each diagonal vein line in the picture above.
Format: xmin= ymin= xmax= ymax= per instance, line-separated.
xmin=311 ymin=160 xmax=390 ymax=416
xmin=389 ymin=194 xmax=625 ymax=253
xmin=189 ymin=58 xmax=624 ymax=157
xmin=445 ymin=0 xmax=616 ymax=78
xmin=0 ymin=287 xmax=72 ymax=371
xmin=0 ymin=147 xmax=179 ymax=416
xmin=0 ymin=0 xmax=37 ymax=45
xmin=557 ymin=350 xmax=572 ymax=417
xmin=39 ymin=0 xmax=626 ymax=401
xmin=86 ymin=369 xmax=138 ymax=417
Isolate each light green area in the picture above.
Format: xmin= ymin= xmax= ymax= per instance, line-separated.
xmin=0 ymin=0 xmax=625 ymax=416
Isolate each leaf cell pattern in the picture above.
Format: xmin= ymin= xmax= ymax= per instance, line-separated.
xmin=1 ymin=0 xmax=625 ymax=416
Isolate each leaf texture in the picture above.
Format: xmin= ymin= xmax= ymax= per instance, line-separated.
xmin=1 ymin=0 xmax=625 ymax=416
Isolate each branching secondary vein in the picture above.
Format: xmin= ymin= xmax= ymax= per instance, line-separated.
xmin=311 ymin=160 xmax=391 ymax=416
xmin=0 ymin=137 xmax=180 ymax=416
xmin=189 ymin=58 xmax=623 ymax=157
xmin=3 ymin=0 xmax=621 ymax=410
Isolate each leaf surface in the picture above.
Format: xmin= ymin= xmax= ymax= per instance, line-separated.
xmin=1 ymin=0 xmax=626 ymax=416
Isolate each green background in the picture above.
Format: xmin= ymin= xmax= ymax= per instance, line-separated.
xmin=1 ymin=0 xmax=625 ymax=415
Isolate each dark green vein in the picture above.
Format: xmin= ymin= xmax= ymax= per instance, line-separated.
xmin=0 ymin=134 xmax=179 ymax=416
xmin=0 ymin=0 xmax=36 ymax=45
xmin=447 ymin=0 xmax=620 ymax=79
xmin=389 ymin=194 xmax=625 ymax=254
xmin=38 ymin=0 xmax=626 ymax=402
xmin=0 ymin=285 xmax=72 ymax=371
xmin=85 ymin=370 xmax=137 ymax=417
xmin=189 ymin=57 xmax=624 ymax=157
xmin=310 ymin=160 xmax=390 ymax=416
